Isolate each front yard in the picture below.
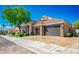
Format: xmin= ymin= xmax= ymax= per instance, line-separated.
xmin=1 ymin=35 xmax=79 ymax=54
xmin=22 ymin=36 xmax=79 ymax=48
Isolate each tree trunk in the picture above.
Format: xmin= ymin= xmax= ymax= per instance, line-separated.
xmin=18 ymin=25 xmax=22 ymax=33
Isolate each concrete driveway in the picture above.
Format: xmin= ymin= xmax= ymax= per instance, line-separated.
xmin=22 ymin=36 xmax=79 ymax=48
xmin=0 ymin=36 xmax=35 ymax=54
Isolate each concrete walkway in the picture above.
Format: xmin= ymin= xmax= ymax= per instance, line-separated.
xmin=1 ymin=35 xmax=79 ymax=54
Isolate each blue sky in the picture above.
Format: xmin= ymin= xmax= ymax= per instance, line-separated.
xmin=0 ymin=5 xmax=79 ymax=28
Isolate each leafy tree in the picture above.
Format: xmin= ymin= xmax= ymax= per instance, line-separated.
xmin=3 ymin=7 xmax=30 ymax=33
xmin=72 ymin=20 xmax=79 ymax=29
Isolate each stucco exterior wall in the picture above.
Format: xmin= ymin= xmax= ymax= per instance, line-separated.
xmin=26 ymin=19 xmax=71 ymax=36
xmin=60 ymin=21 xmax=71 ymax=36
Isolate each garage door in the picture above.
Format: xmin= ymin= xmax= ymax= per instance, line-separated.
xmin=45 ymin=25 xmax=60 ymax=36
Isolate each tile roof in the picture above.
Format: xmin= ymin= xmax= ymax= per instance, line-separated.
xmin=34 ymin=16 xmax=65 ymax=26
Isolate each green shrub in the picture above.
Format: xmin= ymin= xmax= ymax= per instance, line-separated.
xmin=2 ymin=33 xmax=6 ymax=35
xmin=77 ymin=33 xmax=79 ymax=37
xmin=0 ymin=31 xmax=3 ymax=35
xmin=24 ymin=33 xmax=29 ymax=36
xmin=15 ymin=32 xmax=24 ymax=37
xmin=12 ymin=32 xmax=15 ymax=35
xmin=11 ymin=32 xmax=30 ymax=37
xmin=0 ymin=31 xmax=6 ymax=35
xmin=65 ymin=32 xmax=72 ymax=37
xmin=15 ymin=32 xmax=20 ymax=37
xmin=19 ymin=33 xmax=24 ymax=37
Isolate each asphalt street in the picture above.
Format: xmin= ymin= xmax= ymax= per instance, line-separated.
xmin=0 ymin=36 xmax=35 ymax=54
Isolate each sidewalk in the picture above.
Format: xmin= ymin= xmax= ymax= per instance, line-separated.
xmin=1 ymin=35 xmax=79 ymax=54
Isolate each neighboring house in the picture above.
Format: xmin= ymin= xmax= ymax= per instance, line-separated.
xmin=8 ymin=25 xmax=27 ymax=33
xmin=7 ymin=29 xmax=15 ymax=34
xmin=26 ymin=16 xmax=72 ymax=36
xmin=8 ymin=27 xmax=21 ymax=33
